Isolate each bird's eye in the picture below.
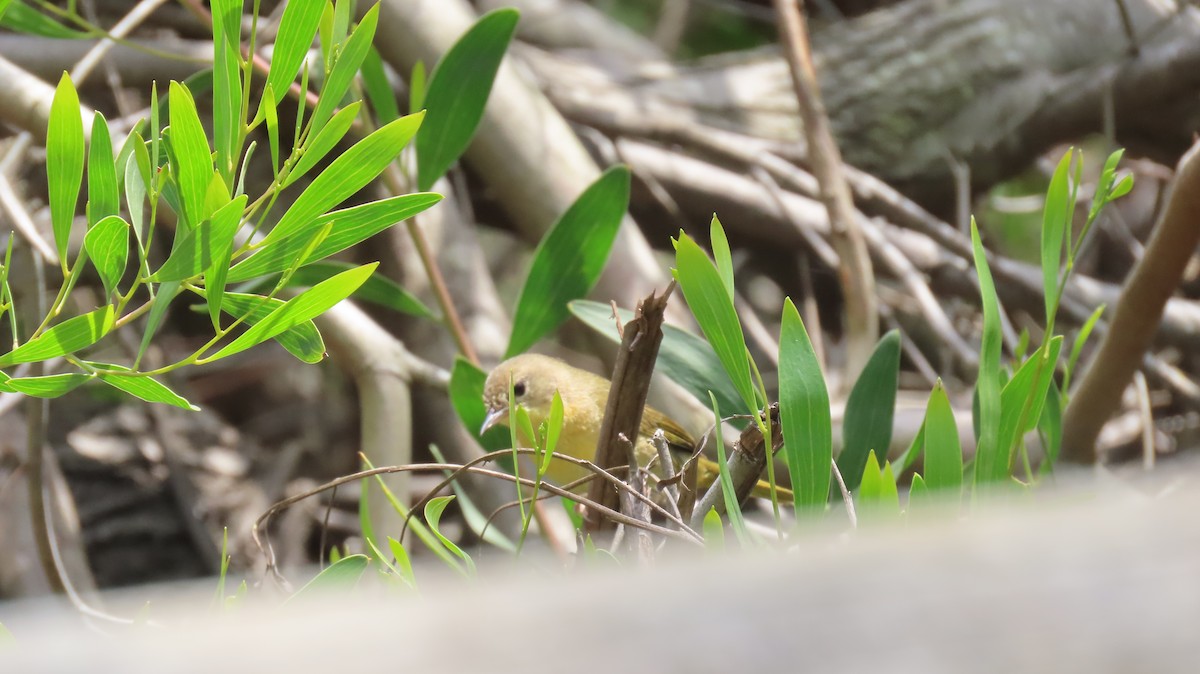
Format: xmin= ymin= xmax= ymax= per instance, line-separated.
xmin=513 ymin=381 xmax=527 ymax=398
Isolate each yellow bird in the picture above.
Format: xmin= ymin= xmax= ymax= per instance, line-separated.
xmin=480 ymin=353 xmax=787 ymax=501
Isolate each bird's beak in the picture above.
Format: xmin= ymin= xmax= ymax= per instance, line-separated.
xmin=480 ymin=406 xmax=508 ymax=435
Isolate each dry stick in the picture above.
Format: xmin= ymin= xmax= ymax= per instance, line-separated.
xmin=585 ymin=282 xmax=676 ymax=533
xmin=1061 ymin=140 xmax=1200 ymax=463
xmin=689 ymin=405 xmax=781 ymax=530
xmin=773 ymin=0 xmax=877 ymax=384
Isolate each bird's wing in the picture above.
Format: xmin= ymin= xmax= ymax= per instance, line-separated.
xmin=640 ymin=406 xmax=697 ymax=450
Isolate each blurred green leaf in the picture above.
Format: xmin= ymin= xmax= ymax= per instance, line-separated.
xmin=386 ymin=536 xmax=417 ymax=587
xmin=0 ymin=306 xmax=113 ymax=366
xmin=922 ymin=380 xmax=962 ymax=493
xmin=709 ymin=215 xmax=734 ymax=300
xmin=506 ymin=166 xmax=629 ymax=357
xmin=264 ymin=112 xmax=425 ymax=244
xmin=424 ymin=496 xmax=475 ymax=576
xmin=778 ymin=297 xmax=831 ymax=514
xmin=416 ymin=8 xmax=519 ymax=191
xmin=907 ymin=472 xmax=928 ymax=512
xmin=87 ymin=112 xmax=118 ymax=226
xmin=211 ymin=0 xmax=243 ymax=183
xmin=289 ymin=554 xmax=368 ymax=600
xmin=1039 ymin=384 xmax=1063 ymax=473
xmin=856 ymin=450 xmax=899 ymax=520
xmin=361 ymin=48 xmax=399 ymax=124
xmin=83 ymin=215 xmax=129 ymax=296
xmin=228 ymin=192 xmax=442 ymax=282
xmin=205 ymin=263 xmax=375 ymax=362
xmin=1041 ymin=150 xmax=1073 ymax=327
xmin=702 ymin=507 xmax=724 ymax=549
xmin=1063 ymin=304 xmax=1104 ymax=395
xmin=409 ymin=60 xmax=426 ymax=116
xmin=993 ymin=337 xmax=1063 ymax=479
xmin=48 ymin=72 xmax=84 ymax=266
xmin=710 ymin=391 xmax=749 ymax=543
xmin=1 ymin=2 xmax=90 ymax=38
xmin=970 ymin=218 xmax=1003 ymax=486
xmin=673 ymin=231 xmax=755 ymax=415
xmin=838 ymin=330 xmax=900 ymax=491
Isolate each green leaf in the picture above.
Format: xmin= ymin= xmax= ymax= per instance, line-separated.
xmin=673 ymin=231 xmax=756 ymax=415
xmin=386 ymin=536 xmax=417 ymax=587
xmin=1063 ymin=304 xmax=1104 ymax=395
xmin=838 ymin=330 xmax=900 ymax=491
xmin=264 ymin=112 xmax=425 ymax=245
xmin=922 ymin=380 xmax=962 ymax=493
xmin=87 ymin=112 xmax=118 ymax=226
xmin=289 ymin=554 xmax=369 ymax=600
xmin=856 ymin=450 xmax=899 ymax=520
xmin=1039 ymin=384 xmax=1063 ymax=472
xmin=970 ymin=218 xmax=1004 ymax=486
xmin=204 ymin=263 xmax=376 ymax=362
xmin=907 ymin=472 xmax=928 ymax=512
xmin=261 ymin=0 xmax=324 ymax=112
xmin=1041 ymin=150 xmax=1073 ymax=327
xmin=6 ymin=373 xmax=91 ymax=397
xmin=283 ymin=260 xmax=436 ymax=319
xmin=361 ymin=47 xmax=400 ymax=124
xmin=152 ymin=196 xmax=246 ymax=282
xmin=569 ymin=300 xmax=743 ymax=422
xmin=1108 ymin=175 xmax=1133 ymax=201
xmin=125 ymin=135 xmax=149 ymax=248
xmin=283 ymin=101 xmax=361 ymax=188
xmin=709 ymin=215 xmax=734 ymax=300
xmin=83 ymin=215 xmax=130 ymax=296
xmin=228 ymin=192 xmax=442 ymax=282
xmin=992 ymin=338 xmax=1063 ymax=480
xmin=1 ymin=2 xmax=90 ymax=38
xmin=778 ymin=297 xmax=832 ymax=514
xmin=448 ymin=357 xmax=508 ymax=451
xmin=203 ymin=196 xmax=250 ymax=329
xmin=424 ymin=496 xmax=475 ymax=576
xmin=701 ymin=507 xmax=724 ymax=549
xmin=168 ymin=82 xmax=215 ymax=227
xmin=0 ymin=306 xmax=114 ymax=366
xmin=409 ymin=60 xmax=426 ymax=116
xmin=213 ymin=292 xmax=326 ymax=363
xmin=710 ymin=391 xmax=749 ymax=543
xmin=48 ymin=72 xmax=85 ymax=266
xmin=88 ymin=362 xmax=198 ymax=410
xmin=416 ymin=8 xmax=519 ymax=191
xmin=211 ymin=0 xmax=243 ymax=183
xmin=309 ymin=4 xmax=378 ymax=136
xmin=136 ymin=281 xmax=180 ymax=366
xmin=262 ymin=83 xmax=280 ymax=177
xmin=506 ymin=166 xmax=629 ymax=357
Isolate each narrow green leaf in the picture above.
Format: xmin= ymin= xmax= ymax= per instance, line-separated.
xmin=361 ymin=47 xmax=400 ymax=124
xmin=228 ymin=192 xmax=442 ymax=282
xmin=386 ymin=536 xmax=417 ymax=587
xmin=83 ymin=215 xmax=129 ymax=296
xmin=205 ymin=263 xmax=376 ymax=362
xmin=0 ymin=306 xmax=113 ymax=366
xmin=543 ymin=390 xmax=564 ymax=473
xmin=88 ymin=362 xmax=198 ymax=410
xmin=1041 ymin=150 xmax=1073 ymax=327
xmin=1108 ymin=175 xmax=1133 ymax=201
xmin=283 ymin=101 xmax=361 ymax=188
xmin=710 ymin=391 xmax=749 ymax=543
xmin=331 ymin=0 xmax=351 ymax=52
xmin=993 ymin=338 xmax=1063 ymax=480
xmin=284 ymin=260 xmax=436 ymax=319
xmin=702 ymin=507 xmax=725 ymax=549
xmin=136 ymin=281 xmax=179 ymax=367
xmin=211 ymin=292 xmax=325 ymax=363
xmin=858 ymin=450 xmax=883 ymax=500
xmin=152 ymin=197 xmax=245 ymax=283
xmin=87 ymin=112 xmax=118 ymax=226
xmin=673 ymin=231 xmax=756 ymax=415
xmin=922 ymin=380 xmax=962 ymax=493
xmin=7 ymin=372 xmax=90 ymax=397
xmin=1063 ymin=304 xmax=1104 ymax=395
xmin=709 ymin=214 xmax=734 ymax=300
xmin=838 ymin=330 xmax=900 ymax=491
xmin=569 ymin=300 xmax=743 ymax=421
xmin=778 ymin=297 xmax=832 ymax=514
xmin=262 ymin=83 xmax=280 ymax=177
xmin=424 ymin=496 xmax=476 ymax=575
xmin=124 ymin=135 xmax=149 ymax=248
xmin=211 ymin=0 xmax=243 ymax=183
xmin=409 ymin=60 xmax=426 ymax=116
xmin=907 ymin=472 xmax=928 ymax=512
xmin=289 ymin=554 xmax=369 ymax=600
xmin=262 ymin=0 xmax=324 ymax=111
xmin=48 ymin=72 xmax=84 ymax=266
xmin=264 ymin=112 xmax=425 ymax=244
xmin=168 ymin=82 xmax=215 ymax=227
xmin=1 ymin=2 xmax=90 ymax=38
xmin=506 ymin=166 xmax=629 ymax=357
xmin=970 ymin=218 xmax=1003 ymax=486
xmin=856 ymin=450 xmax=899 ymax=520
xmin=309 ymin=4 xmax=378 ymax=136
xmin=416 ymin=8 xmax=519 ymax=191
xmin=204 ymin=196 xmax=249 ymax=329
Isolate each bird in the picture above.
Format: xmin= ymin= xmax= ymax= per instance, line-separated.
xmin=480 ymin=353 xmax=789 ymax=502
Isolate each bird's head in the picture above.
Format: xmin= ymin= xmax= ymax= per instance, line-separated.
xmin=480 ymin=354 xmax=572 ymax=434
